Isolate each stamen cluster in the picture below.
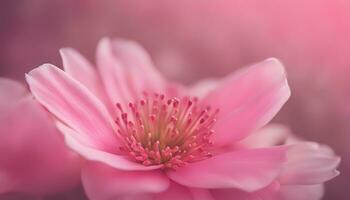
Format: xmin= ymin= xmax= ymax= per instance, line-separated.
xmin=114 ymin=93 xmax=219 ymax=169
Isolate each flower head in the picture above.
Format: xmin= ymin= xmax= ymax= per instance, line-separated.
xmin=24 ymin=38 xmax=338 ymax=199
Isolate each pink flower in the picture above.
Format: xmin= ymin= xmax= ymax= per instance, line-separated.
xmin=0 ymin=79 xmax=81 ymax=197
xmin=24 ymin=38 xmax=335 ymax=199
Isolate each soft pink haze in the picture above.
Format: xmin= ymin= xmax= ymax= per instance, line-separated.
xmin=0 ymin=1 xmax=348 ymax=198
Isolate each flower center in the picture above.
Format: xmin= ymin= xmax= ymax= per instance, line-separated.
xmin=114 ymin=93 xmax=219 ymax=169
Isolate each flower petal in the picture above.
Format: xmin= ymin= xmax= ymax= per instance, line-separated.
xmin=280 ymin=184 xmax=324 ymax=200
xmin=57 ymin=122 xmax=161 ymax=171
xmin=82 ymin=162 xmax=169 ymax=200
xmin=96 ymin=37 xmax=135 ymax=105
xmin=154 ymin=182 xmax=214 ymax=200
xmin=210 ymin=182 xmax=282 ymax=200
xmin=211 ymin=182 xmax=323 ymax=200
xmin=189 ymin=78 xmax=220 ymax=98
xmin=26 ymin=64 xmax=119 ymax=150
xmin=239 ymin=124 xmax=291 ymax=148
xmin=60 ymin=48 xmax=111 ymax=109
xmin=279 ymin=142 xmax=340 ymax=185
xmin=0 ymin=96 xmax=80 ymax=196
xmin=96 ymin=38 xmax=166 ymax=106
xmin=202 ymin=58 xmax=290 ymax=146
xmin=110 ymin=38 xmax=166 ymax=93
xmin=167 ymin=147 xmax=286 ymax=192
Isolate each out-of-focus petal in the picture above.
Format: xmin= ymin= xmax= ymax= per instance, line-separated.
xmin=81 ymin=162 xmax=169 ymax=200
xmin=190 ymin=188 xmax=215 ymax=200
xmin=211 ymin=183 xmax=323 ymax=200
xmin=26 ymin=64 xmax=119 ymax=150
xmin=57 ymin=122 xmax=161 ymax=171
xmin=154 ymin=182 xmax=214 ymax=200
xmin=210 ymin=182 xmax=281 ymax=200
xmin=279 ymin=142 xmax=340 ymax=185
xmin=0 ymin=96 xmax=80 ymax=196
xmin=201 ymin=58 xmax=290 ymax=146
xmin=239 ymin=124 xmax=291 ymax=148
xmin=189 ymin=78 xmax=220 ymax=98
xmin=167 ymin=147 xmax=286 ymax=192
xmin=279 ymin=184 xmax=324 ymax=200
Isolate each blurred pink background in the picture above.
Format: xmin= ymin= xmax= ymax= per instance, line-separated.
xmin=1 ymin=1 xmax=349 ymax=199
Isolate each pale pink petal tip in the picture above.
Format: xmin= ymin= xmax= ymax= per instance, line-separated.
xmin=204 ymin=57 xmax=291 ymax=146
xmin=26 ymin=64 xmax=119 ymax=150
xmin=280 ymin=142 xmax=341 ymax=185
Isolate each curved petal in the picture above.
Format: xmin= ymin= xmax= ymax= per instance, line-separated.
xmin=96 ymin=37 xmax=135 ymax=105
xmin=239 ymin=124 xmax=291 ymax=148
xmin=189 ymin=78 xmax=220 ymax=98
xmin=0 ymin=96 xmax=80 ymax=196
xmin=167 ymin=147 xmax=286 ymax=192
xmin=110 ymin=38 xmax=166 ymax=93
xmin=201 ymin=58 xmax=290 ymax=146
xmin=82 ymin=162 xmax=169 ymax=200
xmin=60 ymin=48 xmax=111 ymax=109
xmin=211 ymin=182 xmax=324 ymax=200
xmin=26 ymin=64 xmax=119 ymax=150
xmin=154 ymin=182 xmax=214 ymax=200
xmin=280 ymin=184 xmax=324 ymax=200
xmin=279 ymin=142 xmax=340 ymax=185
xmin=96 ymin=38 xmax=166 ymax=107
xmin=190 ymin=188 xmax=215 ymax=200
xmin=210 ymin=182 xmax=282 ymax=200
xmin=57 ymin=122 xmax=161 ymax=171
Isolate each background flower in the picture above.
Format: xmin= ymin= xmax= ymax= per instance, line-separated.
xmin=0 ymin=0 xmax=349 ymax=199
xmin=0 ymin=79 xmax=82 ymax=199
xmin=237 ymin=124 xmax=340 ymax=200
